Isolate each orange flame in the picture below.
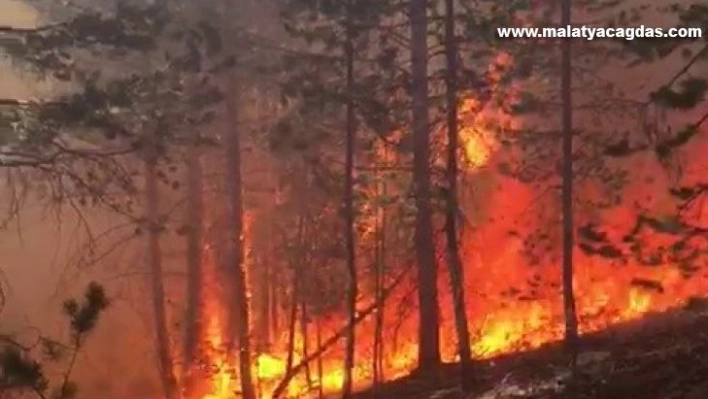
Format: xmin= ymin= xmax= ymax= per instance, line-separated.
xmin=180 ymin=55 xmax=708 ymax=398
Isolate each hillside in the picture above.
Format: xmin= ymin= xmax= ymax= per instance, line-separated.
xmin=352 ymin=302 xmax=708 ymax=399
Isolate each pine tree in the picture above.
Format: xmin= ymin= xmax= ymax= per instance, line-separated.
xmin=0 ymin=283 xmax=109 ymax=398
xmin=0 ymin=2 xmax=237 ymax=396
xmin=442 ymin=0 xmax=474 ymax=390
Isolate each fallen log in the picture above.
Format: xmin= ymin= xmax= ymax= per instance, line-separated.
xmin=270 ymin=263 xmax=414 ymax=399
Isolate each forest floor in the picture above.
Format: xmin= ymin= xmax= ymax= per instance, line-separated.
xmin=351 ymin=298 xmax=708 ymax=399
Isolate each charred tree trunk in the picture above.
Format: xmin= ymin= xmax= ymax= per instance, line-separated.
xmin=300 ymin=220 xmax=313 ymax=387
xmin=316 ymin=319 xmax=324 ymax=399
xmin=257 ymin=193 xmax=275 ymax=351
xmin=443 ymin=0 xmax=474 ymax=391
xmin=341 ymin=1 xmax=358 ymax=397
xmin=301 ymin=300 xmax=313 ymax=387
xmin=372 ymin=257 xmax=382 ymax=386
xmin=286 ymin=283 xmax=298 ymax=373
xmin=223 ymin=73 xmax=256 ymax=399
xmin=144 ymin=124 xmax=179 ymax=399
xmin=287 ymin=214 xmax=305 ymax=373
xmin=373 ymin=152 xmax=387 ymax=389
xmin=270 ymin=267 xmax=280 ymax=337
xmin=258 ymin=251 xmax=273 ymax=350
xmin=560 ymin=0 xmax=579 ymax=361
xmin=410 ymin=0 xmax=441 ymax=373
xmin=184 ymin=135 xmax=204 ymax=374
xmin=261 ymin=167 xmax=278 ymax=348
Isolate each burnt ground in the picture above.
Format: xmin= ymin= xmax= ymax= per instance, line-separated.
xmin=350 ymin=299 xmax=708 ymax=399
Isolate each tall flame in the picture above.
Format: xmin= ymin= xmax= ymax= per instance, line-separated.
xmin=181 ymin=53 xmax=707 ymax=398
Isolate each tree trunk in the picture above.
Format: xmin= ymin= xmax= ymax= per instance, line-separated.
xmin=410 ymin=0 xmax=441 ymax=373
xmin=258 ymin=173 xmax=276 ymax=350
xmin=144 ymin=124 xmax=179 ymax=399
xmin=373 ymin=155 xmax=386 ymax=389
xmin=561 ymin=0 xmax=579 ymax=362
xmin=184 ymin=136 xmax=204 ymax=374
xmin=443 ymin=0 xmax=474 ymax=392
xmin=223 ymin=72 xmax=257 ymax=399
xmin=287 ymin=213 xmax=305 ymax=375
xmin=341 ymin=1 xmax=358 ymax=397
xmin=285 ymin=282 xmax=298 ymax=374
xmin=316 ymin=319 xmax=324 ymax=399
xmin=372 ymin=191 xmax=384 ymax=389
xmin=301 ymin=300 xmax=313 ymax=388
xmin=270 ymin=266 xmax=280 ymax=337
xmin=258 ymin=249 xmax=273 ymax=350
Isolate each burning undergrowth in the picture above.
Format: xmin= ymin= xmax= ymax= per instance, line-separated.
xmin=167 ymin=51 xmax=708 ymax=399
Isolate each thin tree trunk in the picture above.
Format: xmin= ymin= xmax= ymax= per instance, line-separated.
xmin=341 ymin=0 xmax=358 ymax=397
xmin=257 ymin=250 xmax=272 ymax=351
xmin=316 ymin=319 xmax=324 ymax=399
xmin=144 ymin=124 xmax=179 ymax=399
xmin=300 ymin=216 xmax=313 ymax=387
xmin=373 ymin=160 xmax=386 ymax=389
xmin=410 ymin=0 xmax=441 ymax=373
xmin=561 ymin=0 xmax=579 ymax=363
xmin=372 ymin=212 xmax=383 ymax=390
xmin=259 ymin=168 xmax=276 ymax=350
xmin=285 ymin=285 xmax=298 ymax=373
xmin=263 ymin=254 xmax=273 ymax=348
xmin=301 ymin=300 xmax=313 ymax=388
xmin=184 ymin=136 xmax=204 ymax=373
xmin=262 ymin=165 xmax=277 ymax=348
xmin=223 ymin=72 xmax=256 ymax=399
xmin=287 ymin=214 xmax=305 ymax=374
xmin=443 ymin=0 xmax=474 ymax=391
xmin=270 ymin=267 xmax=279 ymax=337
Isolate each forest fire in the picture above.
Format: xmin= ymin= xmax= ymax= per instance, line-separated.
xmin=186 ymin=215 xmax=707 ymax=399
xmin=2 ymin=2 xmax=707 ymax=399
xmin=181 ymin=83 xmax=708 ymax=399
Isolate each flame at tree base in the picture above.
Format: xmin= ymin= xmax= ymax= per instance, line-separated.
xmin=183 ymin=252 xmax=708 ymax=399
xmin=182 ymin=165 xmax=708 ymax=397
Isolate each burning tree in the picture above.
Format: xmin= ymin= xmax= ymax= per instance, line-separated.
xmin=271 ymin=0 xmax=707 ymax=395
xmin=0 ymin=0 xmax=706 ymax=398
xmin=274 ymin=0 xmax=538 ymax=389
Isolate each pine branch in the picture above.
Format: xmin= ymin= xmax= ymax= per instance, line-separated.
xmin=0 ymin=22 xmax=69 ymax=34
xmin=662 ymin=44 xmax=708 ymax=92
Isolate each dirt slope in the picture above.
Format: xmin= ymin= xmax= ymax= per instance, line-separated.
xmin=352 ymin=303 xmax=708 ymax=399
